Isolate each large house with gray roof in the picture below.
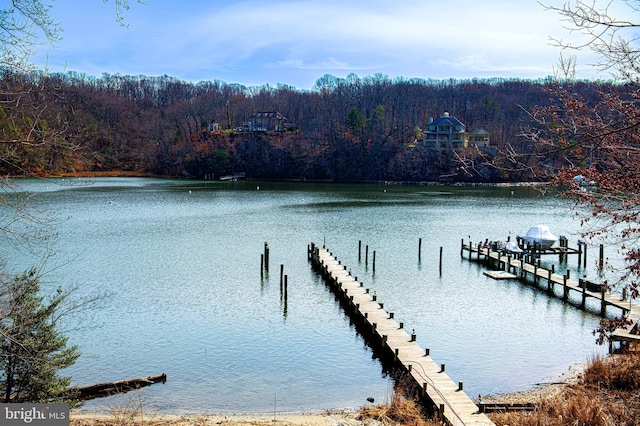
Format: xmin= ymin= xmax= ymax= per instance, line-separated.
xmin=422 ymin=112 xmax=490 ymax=150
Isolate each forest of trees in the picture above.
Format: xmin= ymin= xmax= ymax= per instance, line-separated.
xmin=0 ymin=70 xmax=634 ymax=182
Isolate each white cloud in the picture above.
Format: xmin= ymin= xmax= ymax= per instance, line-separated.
xmin=30 ymin=0 xmax=615 ymax=88
xmin=268 ymin=58 xmax=368 ymax=71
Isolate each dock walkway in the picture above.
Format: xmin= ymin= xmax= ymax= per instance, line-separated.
xmin=309 ymin=243 xmax=494 ymax=426
xmin=461 ymin=242 xmax=640 ymax=348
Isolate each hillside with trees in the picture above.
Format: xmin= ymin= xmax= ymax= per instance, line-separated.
xmin=1 ymin=70 xmax=631 ymax=183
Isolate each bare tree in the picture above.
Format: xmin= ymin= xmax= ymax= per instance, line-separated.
xmin=0 ymin=0 xmax=61 ymax=72
xmin=0 ymin=0 xmax=137 ymax=403
xmin=533 ymin=0 xmax=640 ymax=343
xmin=541 ymin=0 xmax=640 ymax=82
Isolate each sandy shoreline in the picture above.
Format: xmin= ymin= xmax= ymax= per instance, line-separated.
xmin=70 ymin=409 xmax=369 ymax=425
xmin=70 ymin=363 xmax=587 ymax=425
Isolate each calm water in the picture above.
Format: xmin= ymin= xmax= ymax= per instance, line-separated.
xmin=2 ymin=178 xmax=609 ymax=414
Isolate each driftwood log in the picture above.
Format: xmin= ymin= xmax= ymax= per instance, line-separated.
xmin=73 ymin=373 xmax=167 ymax=401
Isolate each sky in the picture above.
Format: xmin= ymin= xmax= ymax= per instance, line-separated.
xmin=29 ymin=0 xmax=622 ymax=90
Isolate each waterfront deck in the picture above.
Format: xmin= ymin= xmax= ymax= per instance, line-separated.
xmin=461 ymin=242 xmax=640 ymax=349
xmin=309 ymin=243 xmax=494 ymax=426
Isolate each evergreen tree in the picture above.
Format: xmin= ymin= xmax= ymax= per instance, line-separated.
xmin=0 ymin=268 xmax=80 ymax=404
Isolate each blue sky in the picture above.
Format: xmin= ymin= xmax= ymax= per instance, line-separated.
xmin=31 ymin=0 xmax=615 ymax=89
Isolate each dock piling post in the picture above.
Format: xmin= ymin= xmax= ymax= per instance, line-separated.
xmin=284 ymin=275 xmax=288 ymax=301
xmin=419 ymin=238 xmax=422 ymax=262
xmin=358 ymin=240 xmax=362 ymax=262
xmin=366 ymin=245 xmax=369 ymax=267
xmin=280 ymin=264 xmax=284 ymax=292
xmin=261 ymin=254 xmax=264 ymax=279
xmin=439 ymin=247 xmax=443 ymax=275
xmin=578 ymin=242 xmax=582 ymax=267
xmin=373 ymin=251 xmax=376 ymax=272
xmin=264 ymin=243 xmax=270 ymax=272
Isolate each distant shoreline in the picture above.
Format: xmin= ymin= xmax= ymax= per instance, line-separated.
xmin=8 ymin=171 xmax=551 ymax=187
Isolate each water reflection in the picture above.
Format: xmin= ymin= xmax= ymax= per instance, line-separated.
xmin=2 ymin=178 xmax=608 ymax=413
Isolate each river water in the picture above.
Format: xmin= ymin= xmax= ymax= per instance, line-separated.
xmin=2 ymin=178 xmax=609 ymax=414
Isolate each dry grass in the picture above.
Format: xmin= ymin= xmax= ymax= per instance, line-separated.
xmin=359 ymin=389 xmax=441 ymax=426
xmin=490 ymin=352 xmax=640 ymax=426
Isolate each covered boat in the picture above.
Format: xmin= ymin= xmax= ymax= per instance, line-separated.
xmin=523 ymin=225 xmax=558 ymax=249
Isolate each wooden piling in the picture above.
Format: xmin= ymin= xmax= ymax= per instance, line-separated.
xmin=358 ymin=240 xmax=362 ymax=261
xmin=280 ymin=264 xmax=284 ymax=292
xmin=577 ymin=243 xmax=582 ymax=267
xmin=284 ymin=275 xmax=288 ymax=301
xmin=418 ymin=238 xmax=422 ymax=262
xmin=599 ymin=244 xmax=604 ymax=272
xmin=373 ymin=251 xmax=376 ymax=272
xmin=439 ymin=247 xmax=443 ymax=275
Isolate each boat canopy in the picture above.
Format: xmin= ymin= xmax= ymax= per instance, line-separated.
xmin=523 ymin=225 xmax=559 ymax=249
xmin=525 ymin=225 xmax=557 ymax=241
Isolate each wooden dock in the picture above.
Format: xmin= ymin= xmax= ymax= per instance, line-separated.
xmin=308 ymin=243 xmax=494 ymax=426
xmin=461 ymin=241 xmax=640 ymax=350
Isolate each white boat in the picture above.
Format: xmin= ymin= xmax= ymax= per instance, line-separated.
xmin=523 ymin=225 xmax=558 ymax=249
